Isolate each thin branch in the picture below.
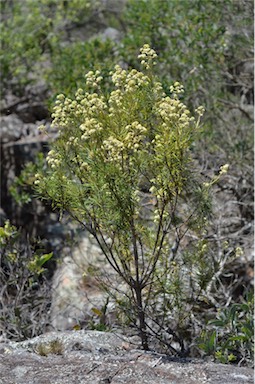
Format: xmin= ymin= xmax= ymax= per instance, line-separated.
xmin=218 ymin=98 xmax=253 ymax=121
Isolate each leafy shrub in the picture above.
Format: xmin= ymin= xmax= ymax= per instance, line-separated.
xmin=0 ymin=221 xmax=53 ymax=341
xmin=198 ymin=291 xmax=254 ymax=366
xmin=34 ymin=45 xmax=231 ymax=352
xmin=46 ymin=38 xmax=116 ymax=103
xmin=9 ymin=153 xmax=45 ymax=207
xmin=121 ymin=0 xmax=253 ymax=108
xmin=0 ymin=0 xmax=94 ymax=95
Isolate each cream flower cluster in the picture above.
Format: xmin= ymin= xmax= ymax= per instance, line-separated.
xmin=66 ymin=135 xmax=79 ymax=148
xmin=80 ymin=118 xmax=103 ymax=141
xmin=169 ymin=82 xmax=184 ymax=98
xmin=34 ymin=172 xmax=43 ymax=186
xmin=153 ymin=81 xmax=165 ymax=98
xmin=108 ymin=67 xmax=150 ymax=116
xmin=51 ymin=94 xmax=70 ymax=128
xmin=124 ymin=69 xmax=150 ymax=92
xmin=203 ymin=163 xmax=230 ymax=189
xmin=195 ymin=106 xmax=205 ymax=117
xmin=108 ymin=89 xmax=123 ymax=114
xmin=235 ymin=246 xmax=243 ymax=257
xmin=80 ymin=93 xmax=107 ymax=115
xmin=123 ymin=122 xmax=147 ymax=150
xmin=102 ymin=121 xmax=147 ymax=163
xmin=51 ymin=89 xmax=107 ymax=130
xmin=219 ymin=163 xmax=229 ymax=175
xmin=111 ymin=60 xmax=151 ymax=92
xmin=111 ymin=65 xmax=127 ymax=87
xmin=157 ymin=96 xmax=194 ymax=129
xmin=80 ymin=161 xmax=90 ymax=173
xmin=138 ymin=44 xmax=157 ymax=69
xmin=52 ymin=94 xmax=84 ymax=128
xmin=102 ymin=136 xmax=125 ymax=162
xmin=75 ymin=88 xmax=85 ymax=100
xmin=85 ymin=70 xmax=103 ymax=89
xmin=46 ymin=149 xmax=62 ymax=169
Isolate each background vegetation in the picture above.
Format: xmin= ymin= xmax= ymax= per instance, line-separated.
xmin=0 ymin=0 xmax=253 ymax=366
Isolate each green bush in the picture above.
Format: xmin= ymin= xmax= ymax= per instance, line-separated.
xmin=198 ymin=291 xmax=254 ymax=366
xmin=34 ymin=45 xmax=227 ymax=352
xmin=0 ymin=220 xmax=53 ymax=341
xmin=46 ymin=38 xmax=116 ymax=103
xmin=0 ymin=0 xmax=94 ymax=95
xmin=121 ymin=0 xmax=252 ymax=106
xmin=9 ymin=153 xmax=45 ymax=207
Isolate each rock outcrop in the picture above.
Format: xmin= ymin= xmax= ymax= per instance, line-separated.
xmin=0 ymin=330 xmax=253 ymax=384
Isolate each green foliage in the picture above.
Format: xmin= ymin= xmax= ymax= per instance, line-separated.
xmin=10 ymin=153 xmax=45 ymax=206
xmin=0 ymin=220 xmax=52 ymax=275
xmin=122 ymin=0 xmax=225 ymax=93
xmin=28 ymin=252 xmax=53 ymax=276
xmin=0 ymin=0 xmax=94 ymax=95
xmin=35 ymin=45 xmax=216 ymax=351
xmin=89 ymin=303 xmax=111 ymax=332
xmin=198 ymin=291 xmax=254 ymax=366
xmin=0 ymin=221 xmax=52 ymax=340
xmin=121 ymin=0 xmax=252 ymax=106
xmin=1 ymin=0 xmax=51 ymax=93
xmin=47 ymin=38 xmax=116 ymax=102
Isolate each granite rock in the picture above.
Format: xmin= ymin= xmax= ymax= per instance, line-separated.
xmin=0 ymin=331 xmax=253 ymax=384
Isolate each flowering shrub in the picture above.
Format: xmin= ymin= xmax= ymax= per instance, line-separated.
xmin=35 ymin=45 xmax=226 ymax=352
